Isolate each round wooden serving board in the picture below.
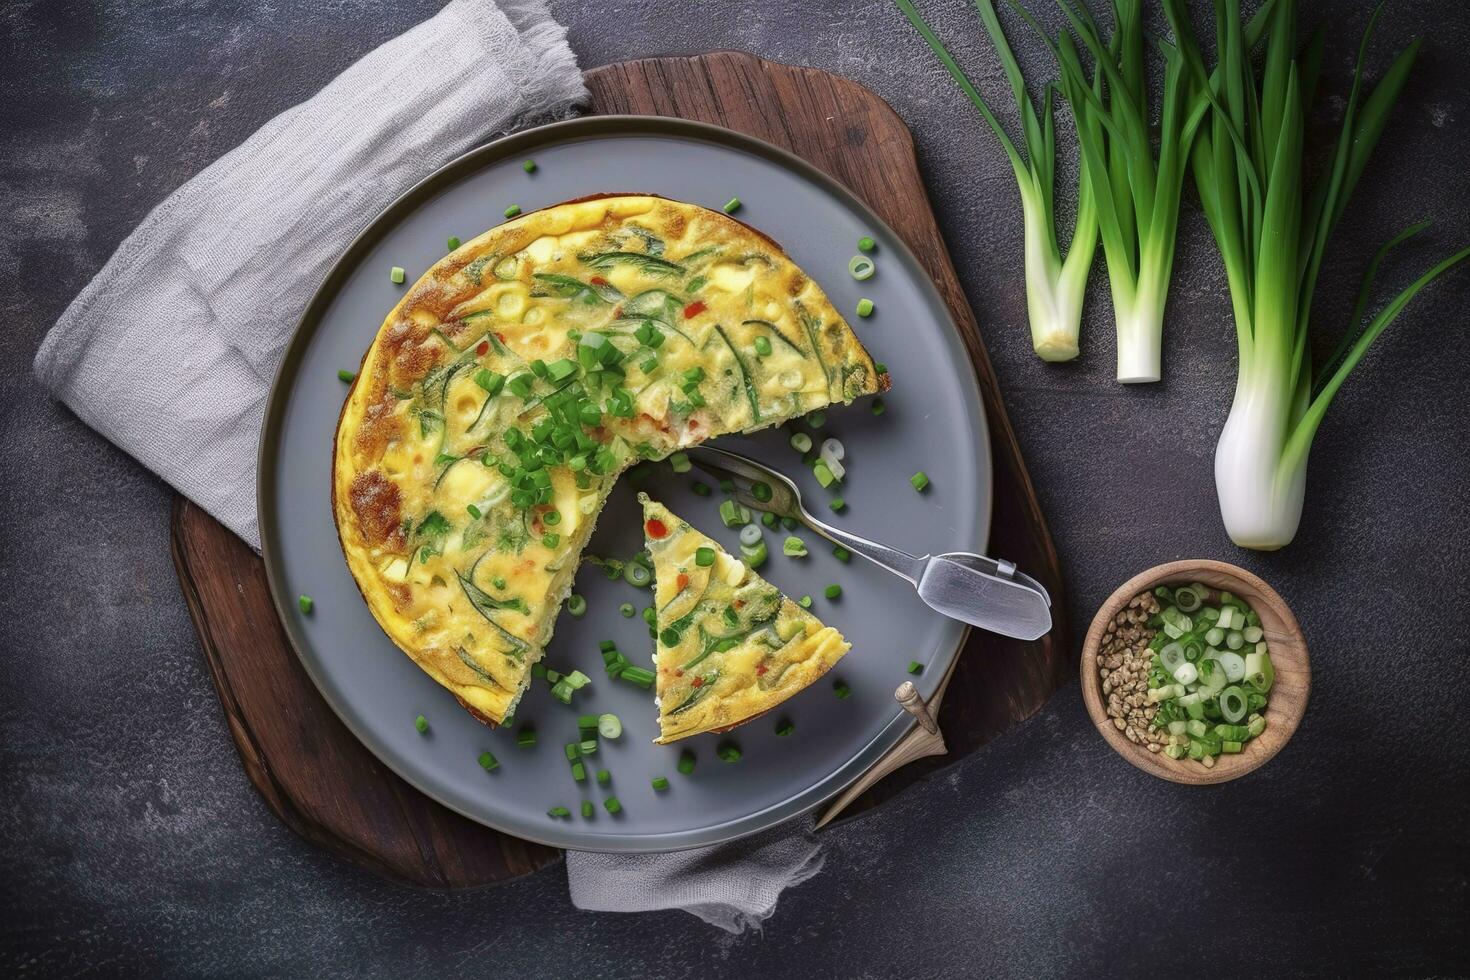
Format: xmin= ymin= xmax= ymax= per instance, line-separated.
xmin=169 ymin=52 xmax=1072 ymax=887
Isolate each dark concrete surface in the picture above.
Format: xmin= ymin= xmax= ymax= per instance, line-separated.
xmin=3 ymin=1 xmax=1467 ymax=976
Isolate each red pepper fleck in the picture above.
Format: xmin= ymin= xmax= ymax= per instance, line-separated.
xmin=756 ymin=664 xmax=768 ymax=675
xmin=589 ymin=275 xmax=609 ymax=286
xmin=691 ymin=676 xmax=704 ymax=688
xmin=475 ymin=340 xmax=489 ymax=356
xmin=674 ymin=669 xmax=684 ymax=677
xmin=676 ymin=573 xmax=689 ymax=590
xmin=495 ymin=332 xmax=507 ymax=344
xmin=733 ymin=599 xmax=745 ymax=608
xmin=645 ymin=518 xmax=668 ymax=539
xmin=682 ymin=300 xmax=706 ymax=319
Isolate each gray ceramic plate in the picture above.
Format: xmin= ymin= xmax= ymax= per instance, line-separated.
xmin=259 ymin=116 xmax=990 ymax=852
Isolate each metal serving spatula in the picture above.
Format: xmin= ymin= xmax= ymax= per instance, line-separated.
xmin=688 ymin=446 xmax=1053 ymax=640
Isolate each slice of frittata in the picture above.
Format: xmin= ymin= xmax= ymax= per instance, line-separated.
xmin=640 ymin=493 xmax=850 ymax=743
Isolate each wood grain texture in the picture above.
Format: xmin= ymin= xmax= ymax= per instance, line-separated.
xmin=1080 ymin=559 xmax=1310 ymax=785
xmin=169 ymin=51 xmax=1072 ymax=885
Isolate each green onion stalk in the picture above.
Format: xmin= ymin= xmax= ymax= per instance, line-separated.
xmin=1162 ymin=0 xmax=1470 ymax=548
xmin=896 ymin=0 xmax=1099 ymax=362
xmin=1017 ymin=0 xmax=1195 ymax=382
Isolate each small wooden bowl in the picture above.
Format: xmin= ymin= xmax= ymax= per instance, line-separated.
xmin=1081 ymin=560 xmax=1310 ymax=785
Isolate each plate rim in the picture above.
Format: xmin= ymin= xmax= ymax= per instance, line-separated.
xmin=257 ymin=113 xmax=992 ymax=852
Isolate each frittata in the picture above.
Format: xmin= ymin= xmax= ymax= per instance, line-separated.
xmin=642 ymin=495 xmax=850 ymax=742
xmin=333 ymin=194 xmax=883 ymax=725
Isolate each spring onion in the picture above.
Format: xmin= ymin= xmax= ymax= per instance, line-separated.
xmin=871 ymin=397 xmax=886 ymax=416
xmin=337 ymin=369 xmax=356 ymax=383
xmin=908 ymin=661 xmax=923 ymax=675
xmin=856 ymin=298 xmax=875 ymax=318
xmin=619 ymin=602 xmax=635 ymax=618
xmin=623 ymin=562 xmax=652 ymax=588
xmin=414 ymin=714 xmax=429 ymax=734
xmin=723 ymin=197 xmax=742 ymax=214
xmin=790 ymin=432 xmax=813 ymax=453
xmin=598 ymin=713 xmax=622 ymax=739
xmin=596 ymin=769 xmax=611 ymax=786
xmin=829 ymin=497 xmax=846 ymax=513
xmin=566 ymin=594 xmax=587 ymax=617
xmin=548 ymin=806 xmax=570 ymax=818
xmin=825 ymin=584 xmax=842 ymax=600
xmin=1010 ymin=0 xmax=1200 ymax=382
xmin=739 ymin=523 xmax=763 ymax=547
xmin=833 ymin=680 xmax=852 ymax=699
xmin=297 ymin=594 xmax=314 ymax=614
xmin=719 ymin=499 xmax=750 ymax=528
xmin=858 ymin=235 xmax=876 ymax=253
xmin=895 ymin=0 xmax=1098 ymax=362
xmin=692 ymin=480 xmax=712 ymax=496
xmin=477 ymin=751 xmax=498 ymax=771
xmin=740 ymin=540 xmax=768 ymax=569
xmin=516 ymin=726 xmax=536 ymax=748
xmin=833 ymin=545 xmax=851 ymax=563
xmin=619 ymin=666 xmax=654 ymax=689
xmin=1162 ymin=0 xmax=1470 ymax=548
xmin=503 ymin=204 xmax=521 ymax=218
xmin=909 ymin=471 xmax=930 ymax=492
xmin=783 ymin=536 xmax=808 ymax=558
xmin=604 ymin=796 xmax=623 ymax=814
xmin=848 ymin=255 xmax=875 ymax=280
xmin=522 ymin=159 xmax=537 ymax=173
xmin=652 ymin=775 xmax=670 ymax=791
xmin=717 ymin=742 xmax=742 ymax=763
xmin=389 ymin=266 xmax=405 ymax=284
xmin=677 ymin=750 xmax=696 ymax=774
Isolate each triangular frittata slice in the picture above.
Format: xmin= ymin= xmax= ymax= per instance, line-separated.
xmin=640 ymin=494 xmax=850 ymax=743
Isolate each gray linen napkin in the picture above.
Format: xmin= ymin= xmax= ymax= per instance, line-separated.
xmin=566 ymin=819 xmax=826 ymax=933
xmin=33 ymin=0 xmax=586 ymax=547
xmin=33 ymin=0 xmax=829 ymax=930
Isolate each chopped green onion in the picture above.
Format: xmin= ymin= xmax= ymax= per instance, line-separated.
xmin=541 ymin=532 xmax=560 ymax=549
xmin=522 ymin=159 xmax=536 ymax=173
xmin=619 ymin=602 xmax=635 ymax=618
xmin=909 ymin=471 xmax=930 ymax=492
xmin=908 ymin=661 xmax=923 ymax=675
xmin=740 ymin=539 xmax=768 ymax=569
xmin=548 ymin=806 xmax=570 ymax=818
xmin=858 ymin=236 xmax=876 ymax=253
xmin=751 ymin=481 xmax=773 ymax=502
xmin=516 ymin=726 xmax=536 ymax=748
xmin=566 ymin=594 xmax=587 ymax=617
xmin=832 ymin=545 xmax=851 ymax=562
xmin=597 ymin=769 xmax=611 ymax=785
xmin=829 ymin=498 xmax=846 ymax=513
xmin=503 ymin=204 xmax=521 ymax=218
xmin=719 ymin=499 xmax=750 ymax=528
xmin=619 ymin=666 xmax=655 ymax=689
xmin=717 ymin=742 xmax=742 ymax=763
xmin=564 ymin=742 xmax=580 ymax=761
xmin=652 ymin=775 xmax=670 ymax=791
xmin=669 ymin=451 xmax=691 ymax=473
xmin=298 ymin=594 xmax=314 ymax=614
xmin=581 ymin=800 xmax=595 ymax=819
xmin=414 ymin=714 xmax=428 ymax=734
xmin=695 ymin=546 xmax=715 ymax=567
xmin=806 ymin=410 xmax=826 ymax=429
xmin=389 ymin=266 xmax=405 ymax=284
xmin=604 ymin=796 xmax=623 ymax=814
xmin=754 ymin=335 xmax=772 ymax=357
xmin=797 ymin=595 xmax=812 ymax=608
xmin=782 ymin=535 xmax=807 ymax=558
xmin=478 ymin=751 xmax=498 ymax=771
xmin=447 ymin=236 xmax=461 ymax=250
xmin=641 ymin=606 xmax=656 ymax=627
xmin=848 ymin=255 xmax=875 ymax=281
xmin=722 ymin=197 xmax=742 ymax=214
xmin=677 ymin=750 xmax=696 ymax=775
xmin=337 ymin=369 xmax=356 ymax=383
xmin=790 ymin=432 xmax=813 ymax=453
xmin=824 ymin=584 xmax=842 ymax=600
xmin=775 ymin=719 xmax=795 ymax=736
xmin=833 ymin=680 xmax=852 ymax=699
xmin=691 ymin=480 xmax=712 ymax=496
xmin=571 ymin=761 xmax=586 ymax=782
xmin=761 ymin=511 xmax=777 ymax=528
xmin=598 ymin=714 xmax=622 ymax=739
xmin=856 ymin=298 xmax=874 ymax=318
xmin=870 ymin=397 xmax=886 ymax=416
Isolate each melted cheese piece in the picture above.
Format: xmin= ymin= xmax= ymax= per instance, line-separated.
xmin=333 ymin=195 xmax=883 ymax=726
xmin=642 ymin=495 xmax=850 ymax=743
